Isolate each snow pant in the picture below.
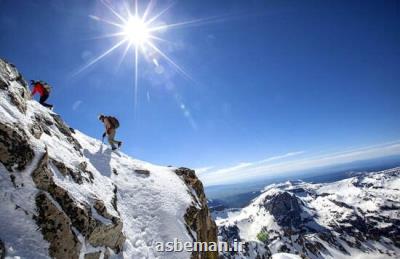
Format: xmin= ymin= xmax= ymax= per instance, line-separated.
xmin=107 ymin=128 xmax=121 ymax=149
xmin=39 ymin=93 xmax=53 ymax=108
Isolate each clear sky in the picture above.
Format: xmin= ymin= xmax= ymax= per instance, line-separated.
xmin=1 ymin=0 xmax=400 ymax=185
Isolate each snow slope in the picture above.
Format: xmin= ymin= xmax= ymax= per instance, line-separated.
xmin=0 ymin=59 xmax=215 ymax=258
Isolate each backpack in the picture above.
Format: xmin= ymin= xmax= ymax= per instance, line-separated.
xmin=107 ymin=116 xmax=120 ymax=129
xmin=31 ymin=80 xmax=52 ymax=93
xmin=42 ymin=81 xmax=52 ymax=93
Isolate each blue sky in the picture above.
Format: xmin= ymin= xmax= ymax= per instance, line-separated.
xmin=1 ymin=0 xmax=400 ymax=185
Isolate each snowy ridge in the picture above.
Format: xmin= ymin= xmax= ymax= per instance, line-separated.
xmin=0 ymin=59 xmax=217 ymax=259
xmin=217 ymin=168 xmax=400 ymax=258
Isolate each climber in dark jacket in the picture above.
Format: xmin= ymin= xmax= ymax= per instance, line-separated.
xmin=98 ymin=114 xmax=122 ymax=150
xmin=30 ymin=80 xmax=53 ymax=109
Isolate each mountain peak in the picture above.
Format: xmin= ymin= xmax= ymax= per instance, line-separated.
xmin=0 ymin=58 xmax=217 ymax=259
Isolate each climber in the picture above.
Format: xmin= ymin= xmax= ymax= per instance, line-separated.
xmin=98 ymin=114 xmax=122 ymax=150
xmin=30 ymin=80 xmax=53 ymax=109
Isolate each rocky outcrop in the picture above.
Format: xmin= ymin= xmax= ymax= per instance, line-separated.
xmin=32 ymin=152 xmax=125 ymax=255
xmin=50 ymin=158 xmax=93 ymax=184
xmin=35 ymin=192 xmax=81 ymax=259
xmin=0 ymin=122 xmax=34 ymax=172
xmin=175 ymin=167 xmax=218 ymax=259
xmin=0 ymin=59 xmax=29 ymax=113
xmin=263 ymin=192 xmax=303 ymax=229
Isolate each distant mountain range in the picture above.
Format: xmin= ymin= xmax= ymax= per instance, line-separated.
xmin=205 ymin=157 xmax=400 ymax=208
xmin=216 ymin=167 xmax=400 ymax=258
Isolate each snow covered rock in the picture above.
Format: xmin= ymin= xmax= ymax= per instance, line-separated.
xmin=217 ymin=168 xmax=400 ymax=258
xmin=0 ymin=122 xmax=34 ymax=172
xmin=0 ymin=58 xmax=217 ymax=258
xmin=176 ymin=168 xmax=218 ymax=259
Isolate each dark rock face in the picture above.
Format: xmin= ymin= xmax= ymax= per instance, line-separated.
xmin=0 ymin=77 xmax=8 ymax=90
xmin=35 ymin=192 xmax=81 ymax=259
xmin=219 ymin=225 xmax=241 ymax=246
xmin=0 ymin=239 xmax=5 ymax=259
xmin=0 ymin=122 xmax=34 ymax=172
xmin=175 ymin=167 xmax=218 ymax=259
xmin=264 ymin=192 xmax=303 ymax=229
xmin=32 ymin=152 xmax=126 ymax=255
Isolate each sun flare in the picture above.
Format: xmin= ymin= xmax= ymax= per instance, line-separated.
xmin=78 ymin=0 xmax=225 ymax=114
xmin=123 ymin=16 xmax=150 ymax=46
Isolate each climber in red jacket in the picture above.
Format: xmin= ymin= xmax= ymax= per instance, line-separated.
xmin=30 ymin=80 xmax=53 ymax=109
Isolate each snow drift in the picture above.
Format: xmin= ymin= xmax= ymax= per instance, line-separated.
xmin=0 ymin=58 xmax=217 ymax=259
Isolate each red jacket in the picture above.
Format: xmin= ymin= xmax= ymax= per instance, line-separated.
xmin=31 ymin=83 xmax=46 ymax=96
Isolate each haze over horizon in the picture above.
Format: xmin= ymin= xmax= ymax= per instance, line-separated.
xmin=1 ymin=0 xmax=399 ymax=185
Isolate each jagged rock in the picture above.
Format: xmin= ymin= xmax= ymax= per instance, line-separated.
xmin=111 ymin=185 xmax=118 ymax=213
xmin=219 ymin=225 xmax=241 ymax=245
xmin=0 ymin=78 xmax=8 ymax=90
xmin=79 ymin=161 xmax=94 ymax=182
xmin=0 ymin=122 xmax=34 ymax=171
xmin=29 ymin=121 xmax=43 ymax=139
xmin=263 ymin=192 xmax=302 ymax=229
xmin=175 ymin=167 xmax=218 ymax=259
xmin=34 ymin=113 xmax=54 ymax=126
xmin=50 ymin=114 xmax=82 ymax=153
xmin=0 ymin=59 xmax=29 ymax=113
xmin=84 ymin=251 xmax=101 ymax=259
xmin=35 ymin=192 xmax=81 ymax=259
xmin=32 ymin=114 xmax=52 ymax=136
xmin=51 ymin=159 xmax=84 ymax=184
xmin=49 ymin=159 xmax=94 ymax=184
xmin=0 ymin=239 xmax=5 ymax=259
xmin=135 ymin=169 xmax=150 ymax=176
xmin=94 ymin=200 xmax=116 ymax=221
xmin=8 ymin=90 xmax=27 ymax=113
xmin=32 ymin=152 xmax=125 ymax=254
xmin=88 ymin=220 xmax=125 ymax=253
xmin=318 ymin=232 xmax=348 ymax=254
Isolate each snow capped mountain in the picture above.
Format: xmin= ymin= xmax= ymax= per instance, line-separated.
xmin=0 ymin=58 xmax=217 ymax=259
xmin=217 ymin=168 xmax=400 ymax=258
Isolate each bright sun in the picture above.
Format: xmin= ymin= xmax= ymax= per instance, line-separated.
xmin=123 ymin=16 xmax=150 ymax=45
xmin=80 ymin=1 xmax=222 ymax=112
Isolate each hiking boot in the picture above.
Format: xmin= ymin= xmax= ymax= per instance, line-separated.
xmin=112 ymin=146 xmax=117 ymax=151
xmin=118 ymin=142 xmax=122 ymax=148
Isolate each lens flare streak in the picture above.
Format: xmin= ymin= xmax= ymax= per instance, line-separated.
xmin=77 ymin=0 xmax=204 ymax=108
